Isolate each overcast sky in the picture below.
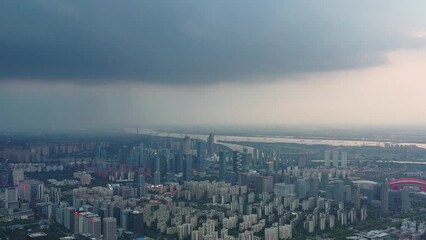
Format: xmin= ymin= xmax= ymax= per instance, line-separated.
xmin=1 ymin=1 xmax=426 ymax=132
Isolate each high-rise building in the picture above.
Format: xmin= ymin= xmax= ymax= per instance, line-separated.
xmin=388 ymin=189 xmax=410 ymax=211
xmin=207 ymin=133 xmax=215 ymax=158
xmin=183 ymin=136 xmax=193 ymax=181
xmin=64 ymin=207 xmax=76 ymax=231
xmin=239 ymin=173 xmax=274 ymax=193
xmin=183 ymin=155 xmax=193 ymax=182
xmin=154 ymin=171 xmax=161 ymax=185
xmin=5 ymin=187 xmax=18 ymax=203
xmin=321 ymin=173 xmax=329 ymax=190
xmin=219 ymin=152 xmax=225 ymax=181
xmin=308 ymin=176 xmax=319 ymax=197
xmin=354 ymin=186 xmax=361 ymax=210
xmin=183 ymin=136 xmax=192 ymax=155
xmin=128 ymin=211 xmax=144 ymax=235
xmin=103 ymin=217 xmax=117 ymax=240
xmin=324 ymin=151 xmax=348 ymax=168
xmin=380 ymin=182 xmax=388 ymax=215
xmin=296 ymin=178 xmax=308 ymax=198
xmin=137 ymin=175 xmax=145 ymax=187
xmin=232 ymin=151 xmax=243 ymax=174
xmin=196 ymin=141 xmax=207 ymax=172
xmin=50 ymin=187 xmax=61 ymax=204
xmin=18 ymin=179 xmax=44 ymax=203
xmin=88 ymin=216 xmax=101 ymax=239
xmin=360 ymin=205 xmax=368 ymax=221
xmin=324 ymin=151 xmax=331 ymax=167
xmin=334 ymin=180 xmax=345 ymax=204
xmin=12 ymin=169 xmax=24 ymax=186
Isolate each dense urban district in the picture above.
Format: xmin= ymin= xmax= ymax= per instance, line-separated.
xmin=1 ymin=132 xmax=426 ymax=240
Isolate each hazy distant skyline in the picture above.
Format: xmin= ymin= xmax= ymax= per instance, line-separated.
xmin=1 ymin=1 xmax=426 ymax=131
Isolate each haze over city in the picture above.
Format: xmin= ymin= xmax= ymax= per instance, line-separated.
xmin=2 ymin=1 xmax=426 ymax=132
xmin=2 ymin=2 xmax=426 ymax=240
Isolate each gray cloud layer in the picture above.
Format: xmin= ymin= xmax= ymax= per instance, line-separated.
xmin=1 ymin=1 xmax=425 ymax=84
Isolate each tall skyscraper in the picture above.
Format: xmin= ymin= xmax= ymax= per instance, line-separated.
xmin=207 ymin=133 xmax=215 ymax=158
xmin=324 ymin=150 xmax=331 ymax=167
xmin=219 ymin=152 xmax=225 ymax=181
xmin=308 ymin=176 xmax=319 ymax=198
xmin=380 ymin=182 xmax=388 ymax=215
xmin=334 ymin=180 xmax=345 ymax=204
xmin=103 ymin=217 xmax=117 ymax=240
xmin=184 ymin=155 xmax=193 ymax=181
xmin=138 ymin=175 xmax=145 ymax=187
xmin=232 ymin=151 xmax=243 ymax=174
xmin=354 ymin=186 xmax=361 ymax=210
xmin=183 ymin=136 xmax=192 ymax=155
xmin=321 ymin=173 xmax=329 ymax=190
xmin=154 ymin=171 xmax=161 ymax=185
xmin=196 ymin=141 xmax=207 ymax=172
xmin=183 ymin=136 xmax=193 ymax=181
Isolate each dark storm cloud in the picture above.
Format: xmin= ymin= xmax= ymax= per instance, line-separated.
xmin=0 ymin=1 xmax=425 ymax=84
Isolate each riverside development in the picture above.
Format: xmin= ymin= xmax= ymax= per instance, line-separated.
xmin=1 ymin=132 xmax=426 ymax=240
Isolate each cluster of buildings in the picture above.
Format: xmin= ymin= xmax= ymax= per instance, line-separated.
xmin=0 ymin=134 xmax=423 ymax=240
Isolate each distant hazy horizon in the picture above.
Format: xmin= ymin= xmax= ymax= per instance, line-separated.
xmin=2 ymin=1 xmax=426 ymax=131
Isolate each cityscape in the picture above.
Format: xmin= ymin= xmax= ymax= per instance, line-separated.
xmin=2 ymin=1 xmax=426 ymax=240
xmin=1 ymin=131 xmax=426 ymax=240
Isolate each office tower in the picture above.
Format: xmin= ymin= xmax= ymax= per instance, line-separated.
xmin=321 ymin=173 xmax=329 ymax=190
xmin=324 ymin=150 xmax=331 ymax=167
xmin=344 ymin=185 xmax=352 ymax=202
xmin=173 ymin=152 xmax=182 ymax=174
xmin=380 ymin=182 xmax=388 ymax=215
xmin=334 ymin=180 xmax=344 ymax=204
xmin=196 ymin=141 xmax=207 ymax=172
xmin=308 ymin=176 xmax=319 ymax=198
xmin=183 ymin=155 xmax=193 ymax=181
xmin=207 ymin=133 xmax=215 ymax=158
xmin=103 ymin=217 xmax=117 ymax=240
xmin=154 ymin=171 xmax=161 ymax=185
xmin=183 ymin=136 xmax=192 ymax=155
xmin=129 ymin=211 xmax=144 ymax=235
xmin=183 ymin=136 xmax=193 ymax=181
xmin=354 ymin=186 xmax=361 ymax=210
xmin=219 ymin=152 xmax=225 ymax=181
xmin=388 ymin=189 xmax=410 ymax=211
xmin=138 ymin=175 xmax=145 ymax=187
